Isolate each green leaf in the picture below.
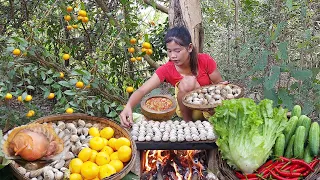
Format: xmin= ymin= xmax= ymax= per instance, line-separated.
xmin=44 ymin=78 xmax=54 ymax=84
xmin=278 ymin=42 xmax=288 ymax=60
xmin=57 ymin=90 xmax=62 ymax=99
xmin=51 ymin=83 xmax=61 ymax=89
xmin=254 ymin=50 xmax=269 ymax=71
xmin=58 ymin=81 xmax=71 ymax=88
xmin=23 ymin=67 xmax=31 ymax=74
xmin=286 ymin=0 xmax=293 ymax=11
xmin=302 ymin=100 xmax=314 ymax=115
xmin=278 ymin=88 xmax=294 ymax=109
xmin=291 ymin=69 xmax=312 ymax=81
xmin=110 ymin=102 xmax=117 ymax=107
xmin=122 ymin=172 xmax=139 ymax=180
xmin=248 ymin=77 xmax=264 ymax=89
xmin=86 ymin=100 xmax=94 ymax=107
xmin=64 ymin=90 xmax=76 ymax=96
xmin=40 ymin=71 xmax=46 ymax=80
xmin=263 ymin=88 xmax=278 ymax=106
xmin=273 ymin=22 xmax=286 ymax=40
xmin=104 ymin=104 xmax=110 ymax=114
xmin=26 ymin=85 xmax=35 ymax=90
xmin=107 ymin=110 xmax=117 ymax=118
xmin=116 ymin=105 xmax=124 ymax=111
xmin=264 ymin=66 xmax=281 ymax=90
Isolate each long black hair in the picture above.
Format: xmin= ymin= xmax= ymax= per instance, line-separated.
xmin=164 ymin=26 xmax=198 ymax=76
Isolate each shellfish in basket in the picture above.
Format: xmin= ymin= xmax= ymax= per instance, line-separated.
xmin=1 ymin=123 xmax=67 ymax=169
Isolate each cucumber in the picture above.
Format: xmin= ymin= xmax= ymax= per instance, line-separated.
xmin=274 ymin=133 xmax=285 ymax=157
xmin=283 ymin=116 xmax=298 ymax=146
xmin=296 ymin=115 xmax=308 ymax=127
xmin=293 ymin=126 xmax=306 ymax=159
xmin=284 ymin=134 xmax=295 ymax=158
xmin=291 ymin=105 xmax=302 ymax=118
xmin=303 ymin=145 xmax=313 ymax=163
xmin=308 ymin=122 xmax=320 ymax=156
xmin=301 ymin=116 xmax=311 ymax=142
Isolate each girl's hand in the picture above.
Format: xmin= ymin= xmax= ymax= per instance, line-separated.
xmin=219 ymin=81 xmax=229 ymax=85
xmin=119 ymin=106 xmax=133 ymax=128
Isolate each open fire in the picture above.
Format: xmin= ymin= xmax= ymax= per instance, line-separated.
xmin=141 ymin=150 xmax=208 ymax=180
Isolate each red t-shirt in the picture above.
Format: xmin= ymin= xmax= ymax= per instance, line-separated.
xmin=155 ymin=53 xmax=217 ymax=86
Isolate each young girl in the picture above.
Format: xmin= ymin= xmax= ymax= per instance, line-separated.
xmin=120 ymin=26 xmax=225 ymax=128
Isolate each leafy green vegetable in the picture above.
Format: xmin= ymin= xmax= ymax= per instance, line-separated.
xmin=209 ymin=98 xmax=288 ymax=173
xmin=0 ymin=130 xmax=11 ymax=170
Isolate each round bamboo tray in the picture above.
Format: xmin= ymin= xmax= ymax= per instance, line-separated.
xmin=9 ymin=113 xmax=137 ymax=180
xmin=141 ymin=94 xmax=177 ymax=121
xmin=182 ymin=84 xmax=244 ymax=112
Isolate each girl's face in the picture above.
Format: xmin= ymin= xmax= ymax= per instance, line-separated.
xmin=166 ymin=41 xmax=192 ymax=66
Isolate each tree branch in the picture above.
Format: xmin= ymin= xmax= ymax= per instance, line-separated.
xmin=95 ymin=0 xmax=121 ymax=30
xmin=143 ymin=0 xmax=168 ymax=14
xmin=134 ymin=47 xmax=160 ymax=69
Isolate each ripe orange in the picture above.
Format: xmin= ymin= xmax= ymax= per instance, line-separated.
xmin=78 ymin=10 xmax=87 ymax=17
xmin=63 ymin=53 xmax=70 ymax=60
xmin=110 ymin=152 xmax=119 ymax=160
xmin=126 ymin=86 xmax=134 ymax=93
xmin=26 ymin=111 xmax=33 ymax=117
xmin=69 ymin=158 xmax=84 ymax=174
xmin=100 ymin=127 xmax=114 ymax=140
xmin=66 ymin=108 xmax=74 ymax=114
xmin=5 ymin=93 xmax=12 ymax=100
xmin=78 ymin=147 xmax=92 ymax=162
xmin=115 ymin=137 xmax=131 ymax=150
xmin=76 ymin=81 xmax=84 ymax=88
xmin=136 ymin=57 xmax=142 ymax=61
xmin=130 ymin=57 xmax=136 ymax=62
xmin=109 ymin=159 xmax=124 ymax=173
xmin=12 ymin=49 xmax=21 ymax=56
xmin=66 ymin=25 xmax=73 ymax=30
xmin=88 ymin=149 xmax=98 ymax=162
xmin=141 ymin=47 xmax=147 ymax=52
xmin=108 ymin=138 xmax=117 ymax=150
xmin=89 ymin=137 xmax=105 ymax=151
xmin=17 ymin=96 xmax=22 ymax=102
xmin=88 ymin=127 xmax=100 ymax=137
xmin=100 ymin=146 xmax=114 ymax=155
xmin=64 ymin=15 xmax=72 ymax=21
xmin=99 ymin=164 xmax=116 ymax=179
xmin=66 ymin=6 xmax=73 ymax=13
xmin=80 ymin=161 xmax=99 ymax=179
xmin=69 ymin=173 xmax=83 ymax=180
xmin=118 ymin=146 xmax=132 ymax=163
xmin=102 ymin=138 xmax=108 ymax=146
xmin=47 ymin=93 xmax=55 ymax=99
xmin=59 ymin=72 xmax=64 ymax=78
xmin=128 ymin=47 xmax=135 ymax=53
xmin=129 ymin=38 xmax=137 ymax=44
xmin=95 ymin=151 xmax=110 ymax=166
xmin=72 ymin=24 xmax=78 ymax=28
xmin=142 ymin=42 xmax=151 ymax=49
xmin=82 ymin=17 xmax=89 ymax=23
xmin=146 ymin=49 xmax=153 ymax=55
xmin=77 ymin=16 xmax=83 ymax=21
xmin=25 ymin=95 xmax=32 ymax=102
xmin=29 ymin=110 xmax=35 ymax=116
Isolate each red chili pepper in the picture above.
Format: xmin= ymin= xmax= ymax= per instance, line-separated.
xmin=279 ymin=156 xmax=290 ymax=162
xmin=290 ymin=159 xmax=313 ymax=171
xmin=235 ymin=171 xmax=245 ymax=178
xmin=257 ymin=159 xmax=274 ymax=172
xmin=293 ymin=167 xmax=307 ymax=173
xmin=269 ymin=169 xmax=299 ymax=180
xmin=274 ymin=167 xmax=302 ymax=178
xmin=289 ymin=164 xmax=299 ymax=172
xmin=301 ymin=170 xmax=311 ymax=177
xmin=244 ymin=173 xmax=257 ymax=178
xmin=309 ymin=159 xmax=319 ymax=169
xmin=240 ymin=178 xmax=259 ymax=180
xmin=262 ymin=171 xmax=270 ymax=179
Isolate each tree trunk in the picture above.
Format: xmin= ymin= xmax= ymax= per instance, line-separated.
xmin=233 ymin=0 xmax=240 ymax=70
xmin=168 ymin=0 xmax=203 ymax=52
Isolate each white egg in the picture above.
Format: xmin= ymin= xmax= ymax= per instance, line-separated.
xmin=145 ymin=135 xmax=152 ymax=141
xmin=170 ymin=136 xmax=177 ymax=142
xmin=200 ymin=135 xmax=207 ymax=141
xmin=131 ymin=130 xmax=139 ymax=136
xmin=177 ymin=136 xmax=185 ymax=142
xmin=153 ymin=136 xmax=161 ymax=141
xmin=138 ymin=136 xmax=145 ymax=141
xmin=162 ymin=136 xmax=169 ymax=141
xmin=193 ymin=136 xmax=200 ymax=141
xmin=146 ymin=133 xmax=153 ymax=137
xmin=132 ymin=135 xmax=138 ymax=141
xmin=173 ymin=121 xmax=180 ymax=125
xmin=185 ymin=135 xmax=193 ymax=141
xmin=208 ymin=134 xmax=216 ymax=140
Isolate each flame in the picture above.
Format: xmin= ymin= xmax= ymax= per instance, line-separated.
xmin=172 ymin=161 xmax=183 ymax=180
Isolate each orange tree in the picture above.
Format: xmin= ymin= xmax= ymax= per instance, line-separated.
xmin=0 ymin=0 xmax=168 ymax=128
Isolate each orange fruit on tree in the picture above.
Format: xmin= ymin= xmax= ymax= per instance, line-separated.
xmin=80 ymin=161 xmax=99 ymax=179
xmin=110 ymin=152 xmax=119 ymax=160
xmin=128 ymin=47 xmax=135 ymax=53
xmin=142 ymin=42 xmax=151 ymax=49
xmin=99 ymin=164 xmax=116 ymax=179
xmin=150 ymin=21 xmax=155 ymax=26
xmin=47 ymin=93 xmax=55 ymax=99
xmin=100 ymin=127 xmax=114 ymax=139
xmin=66 ymin=25 xmax=73 ymax=30
xmin=89 ymin=127 xmax=100 ymax=137
xmin=109 ymin=159 xmax=124 ymax=173
xmin=82 ymin=17 xmax=89 ymax=23
xmin=78 ymin=10 xmax=87 ymax=17
xmin=77 ymin=16 xmax=83 ymax=21
xmin=129 ymin=38 xmax=137 ymax=44
xmin=59 ymin=72 xmax=64 ymax=78
xmin=25 ymin=95 xmax=32 ymax=102
xmin=17 ymin=96 xmax=22 ymax=102
xmin=100 ymin=146 xmax=114 ymax=155
xmin=76 ymin=81 xmax=84 ymax=88
xmin=115 ymin=137 xmax=131 ymax=150
xmin=5 ymin=93 xmax=12 ymax=100
xmin=89 ymin=137 xmax=105 ymax=151
xmin=78 ymin=147 xmax=92 ymax=162
xmin=69 ymin=158 xmax=84 ymax=174
xmin=66 ymin=6 xmax=73 ymax=13
xmin=69 ymin=173 xmax=83 ymax=180
xmin=72 ymin=24 xmax=78 ymax=28
xmin=64 ymin=15 xmax=72 ymax=21
xmin=107 ymin=138 xmax=117 ymax=150
xmin=29 ymin=110 xmax=35 ymax=116
xmin=146 ymin=49 xmax=153 ymax=55
xmin=26 ymin=111 xmax=33 ymax=117
xmin=141 ymin=47 xmax=147 ymax=52
xmin=12 ymin=49 xmax=21 ymax=56
xmin=130 ymin=57 xmax=136 ymax=62
xmin=95 ymin=151 xmax=110 ymax=166
xmin=126 ymin=86 xmax=134 ymax=93
xmin=117 ymin=145 xmax=132 ymax=163
xmin=63 ymin=53 xmax=70 ymax=60
xmin=66 ymin=107 xmax=74 ymax=114
xmin=136 ymin=57 xmax=142 ymax=61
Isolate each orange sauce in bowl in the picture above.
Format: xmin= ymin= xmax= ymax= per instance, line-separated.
xmin=145 ymin=97 xmax=173 ymax=111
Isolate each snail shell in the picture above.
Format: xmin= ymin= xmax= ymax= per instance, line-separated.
xmin=31 ymin=178 xmax=37 ymax=180
xmin=24 ymin=172 xmax=30 ymax=178
xmin=54 ymin=160 xmax=65 ymax=169
xmin=64 ymin=151 xmax=75 ymax=160
xmin=78 ymin=120 xmax=86 ymax=127
xmin=17 ymin=167 xmax=27 ymax=175
xmin=29 ymin=168 xmax=43 ymax=178
xmin=37 ymin=175 xmax=43 ymax=180
xmin=57 ymin=122 xmax=66 ymax=130
xmin=43 ymin=169 xmax=55 ymax=180
xmin=58 ymin=131 xmax=65 ymax=139
xmin=70 ymin=135 xmax=79 ymax=142
xmin=85 ymin=123 xmax=92 ymax=128
xmin=55 ymin=171 xmax=64 ymax=180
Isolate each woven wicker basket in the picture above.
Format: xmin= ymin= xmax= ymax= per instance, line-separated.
xmin=211 ymin=146 xmax=320 ymax=180
xmin=9 ymin=113 xmax=137 ymax=180
xmin=182 ymin=84 xmax=244 ymax=111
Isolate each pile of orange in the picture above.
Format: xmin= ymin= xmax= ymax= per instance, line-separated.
xmin=69 ymin=126 xmax=132 ymax=180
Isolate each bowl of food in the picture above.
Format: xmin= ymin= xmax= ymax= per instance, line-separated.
xmin=182 ymin=84 xmax=244 ymax=111
xmin=141 ymin=95 xmax=177 ymax=121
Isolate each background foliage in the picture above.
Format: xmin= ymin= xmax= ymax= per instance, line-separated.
xmin=0 ymin=0 xmax=319 ymax=131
